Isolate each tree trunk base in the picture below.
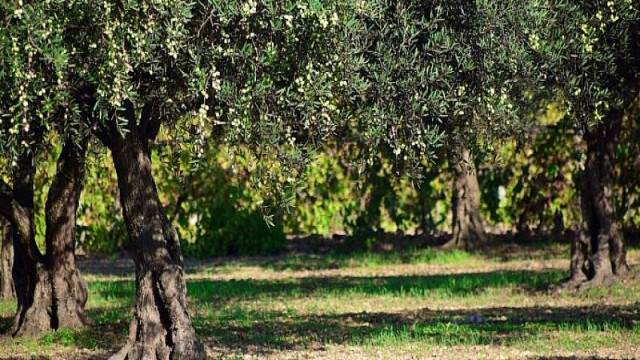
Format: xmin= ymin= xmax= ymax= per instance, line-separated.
xmin=109 ymin=265 xmax=206 ymax=360
xmin=559 ymin=114 xmax=631 ymax=292
xmin=10 ymin=263 xmax=91 ymax=337
xmin=1 ymin=220 xmax=14 ymax=300
xmin=554 ymin=274 xmax=616 ymax=293
xmin=577 ymin=275 xmax=616 ymax=291
xmin=53 ymin=267 xmax=93 ymax=329
xmin=110 ymin=339 xmax=207 ymax=360
xmin=11 ymin=264 xmax=53 ymax=337
xmin=442 ymin=231 xmax=486 ymax=250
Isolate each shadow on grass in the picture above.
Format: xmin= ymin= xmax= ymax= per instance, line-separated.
xmin=194 ymin=270 xmax=565 ymax=301
xmin=78 ymin=240 xmax=569 ymax=275
xmin=0 ymin=302 xmax=637 ymax=358
xmin=88 ymin=270 xmax=566 ymax=306
xmin=3 ymin=267 xmax=636 ymax=358
xmin=195 ymin=304 xmax=640 ymax=354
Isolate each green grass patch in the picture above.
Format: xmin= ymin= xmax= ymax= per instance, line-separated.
xmin=2 ymin=246 xmax=640 ymax=358
xmin=254 ymin=248 xmax=480 ymax=271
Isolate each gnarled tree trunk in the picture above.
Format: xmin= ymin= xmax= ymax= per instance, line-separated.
xmin=0 ymin=141 xmax=90 ymax=336
xmin=45 ymin=140 xmax=91 ymax=329
xmin=1 ymin=218 xmax=14 ymax=300
xmin=565 ymin=111 xmax=629 ymax=290
xmin=7 ymin=152 xmax=49 ymax=336
xmin=108 ymin=132 xmax=205 ymax=360
xmin=444 ymin=147 xmax=486 ymax=250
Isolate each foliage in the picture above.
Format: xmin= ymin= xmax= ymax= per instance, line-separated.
xmin=157 ymin=146 xmax=286 ymax=258
xmin=283 ymin=146 xmax=453 ymax=240
xmin=3 ymin=0 xmax=639 ymax=259
xmin=76 ymin=150 xmax=127 ymax=254
xmin=0 ymin=0 xmax=72 ymax=165
xmin=533 ymin=0 xmax=640 ymax=125
xmin=478 ymin=103 xmax=580 ymax=234
xmin=283 ymin=146 xmax=360 ymax=236
xmin=616 ymin=102 xmax=640 ymax=231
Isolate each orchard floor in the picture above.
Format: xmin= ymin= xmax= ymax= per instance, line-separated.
xmin=1 ymin=240 xmax=640 ymax=359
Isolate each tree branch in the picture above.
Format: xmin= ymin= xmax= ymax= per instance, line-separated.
xmin=73 ymin=81 xmax=113 ymax=147
xmin=91 ymin=121 xmax=113 ymax=148
xmin=122 ymin=99 xmax=137 ymax=132
xmin=139 ymin=101 xmax=161 ymax=143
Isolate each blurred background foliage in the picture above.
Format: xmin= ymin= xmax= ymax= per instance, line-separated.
xmin=25 ymin=104 xmax=636 ymax=259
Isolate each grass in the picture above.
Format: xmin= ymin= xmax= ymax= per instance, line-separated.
xmin=262 ymin=248 xmax=478 ymax=271
xmin=1 ymin=243 xmax=640 ymax=359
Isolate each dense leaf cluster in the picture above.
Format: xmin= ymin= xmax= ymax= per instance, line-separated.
xmin=1 ymin=0 xmax=638 ymax=245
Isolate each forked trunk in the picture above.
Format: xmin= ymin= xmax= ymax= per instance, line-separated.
xmin=5 ymin=142 xmax=90 ymax=336
xmin=565 ymin=112 xmax=629 ymax=291
xmin=1 ymin=219 xmax=14 ymax=300
xmin=109 ymin=133 xmax=205 ymax=360
xmin=444 ymin=147 xmax=486 ymax=250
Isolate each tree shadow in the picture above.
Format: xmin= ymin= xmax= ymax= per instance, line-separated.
xmin=1 ymin=290 xmax=637 ymax=358
xmin=193 ymin=270 xmax=564 ymax=302
xmin=87 ymin=270 xmax=565 ymax=306
xmin=196 ymin=304 xmax=640 ymax=355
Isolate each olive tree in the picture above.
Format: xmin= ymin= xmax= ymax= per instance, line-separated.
xmin=534 ymin=0 xmax=640 ymax=289
xmin=60 ymin=0 xmax=346 ymax=358
xmin=0 ymin=1 xmax=91 ymax=335
xmin=442 ymin=0 xmax=543 ymax=249
xmin=339 ymin=0 xmax=543 ymax=250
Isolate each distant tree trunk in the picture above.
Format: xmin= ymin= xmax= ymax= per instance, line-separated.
xmin=1 ymin=218 xmax=14 ymax=300
xmin=0 ymin=141 xmax=90 ymax=336
xmin=108 ymin=131 xmax=205 ymax=360
xmin=419 ymin=188 xmax=428 ymax=235
xmin=443 ymin=147 xmax=486 ymax=250
xmin=565 ymin=111 xmax=629 ymax=290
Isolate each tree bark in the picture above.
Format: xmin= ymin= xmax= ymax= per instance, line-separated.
xmin=443 ymin=147 xmax=486 ymax=250
xmin=565 ymin=111 xmax=629 ymax=290
xmin=109 ymin=132 xmax=205 ymax=360
xmin=7 ymin=152 xmax=50 ymax=336
xmin=1 ymin=141 xmax=90 ymax=336
xmin=1 ymin=218 xmax=15 ymax=300
xmin=45 ymin=140 xmax=91 ymax=329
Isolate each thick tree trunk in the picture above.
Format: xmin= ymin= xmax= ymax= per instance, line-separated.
xmin=565 ymin=112 xmax=629 ymax=290
xmin=5 ymin=141 xmax=90 ymax=336
xmin=45 ymin=140 xmax=91 ymax=329
xmin=1 ymin=219 xmax=14 ymax=300
xmin=8 ymin=153 xmax=51 ymax=336
xmin=109 ymin=133 xmax=205 ymax=360
xmin=444 ymin=148 xmax=486 ymax=250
